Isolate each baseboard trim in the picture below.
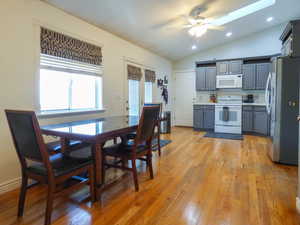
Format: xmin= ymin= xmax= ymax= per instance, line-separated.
xmin=296 ymin=197 xmax=300 ymax=214
xmin=0 ymin=177 xmax=21 ymax=195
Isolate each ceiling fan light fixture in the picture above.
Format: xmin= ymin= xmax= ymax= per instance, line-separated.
xmin=189 ymin=25 xmax=208 ymax=37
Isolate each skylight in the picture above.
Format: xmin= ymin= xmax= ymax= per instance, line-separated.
xmin=212 ymin=0 xmax=276 ymax=26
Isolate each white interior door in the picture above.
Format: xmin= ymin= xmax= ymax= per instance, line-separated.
xmin=174 ymin=71 xmax=195 ymax=126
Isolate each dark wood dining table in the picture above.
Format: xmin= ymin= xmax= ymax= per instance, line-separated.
xmin=41 ymin=115 xmax=139 ymax=199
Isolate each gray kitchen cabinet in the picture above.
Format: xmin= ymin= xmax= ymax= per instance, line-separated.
xmin=229 ymin=60 xmax=243 ymax=74
xmin=205 ymin=67 xmax=217 ymax=91
xmin=196 ymin=67 xmax=216 ymax=91
xmin=216 ymin=61 xmax=229 ymax=75
xmin=242 ymin=106 xmax=269 ymax=135
xmin=193 ymin=105 xmax=215 ymax=130
xmin=256 ymin=63 xmax=271 ymax=90
xmin=242 ymin=64 xmax=256 ymax=90
xmin=193 ymin=108 xmax=204 ymax=129
xmin=242 ymin=63 xmax=271 ymax=90
xmin=196 ymin=67 xmax=206 ymax=91
xmin=242 ymin=110 xmax=253 ymax=132
xmin=204 ymin=108 xmax=215 ymax=129
xmin=253 ymin=106 xmax=269 ymax=135
xmin=217 ymin=60 xmax=243 ymax=75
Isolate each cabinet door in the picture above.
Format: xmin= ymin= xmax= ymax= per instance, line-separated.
xmin=253 ymin=111 xmax=269 ymax=135
xmin=205 ymin=67 xmax=217 ymax=91
xmin=256 ymin=63 xmax=270 ymax=90
xmin=229 ymin=60 xmax=243 ymax=74
xmin=216 ymin=61 xmax=229 ymax=75
xmin=193 ymin=109 xmax=204 ymax=129
xmin=242 ymin=110 xmax=253 ymax=132
xmin=196 ymin=67 xmax=206 ymax=91
xmin=242 ymin=64 xmax=256 ymax=90
xmin=204 ymin=109 xmax=215 ymax=129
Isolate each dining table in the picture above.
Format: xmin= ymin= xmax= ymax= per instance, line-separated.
xmin=41 ymin=115 xmax=140 ymax=199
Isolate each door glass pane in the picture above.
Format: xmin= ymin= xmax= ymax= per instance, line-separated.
xmin=144 ymin=82 xmax=152 ymax=103
xmin=40 ymin=69 xmax=70 ymax=111
xmin=128 ymin=79 xmax=140 ymax=116
xmin=71 ymin=74 xmax=96 ymax=109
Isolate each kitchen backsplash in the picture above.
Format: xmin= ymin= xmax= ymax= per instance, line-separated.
xmin=195 ymin=90 xmax=265 ymax=104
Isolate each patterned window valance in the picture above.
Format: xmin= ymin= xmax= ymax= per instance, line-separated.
xmin=145 ymin=69 xmax=156 ymax=83
xmin=40 ymin=27 xmax=102 ymax=65
xmin=127 ymin=65 xmax=142 ymax=81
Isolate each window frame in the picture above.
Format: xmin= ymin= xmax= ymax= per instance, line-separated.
xmin=39 ymin=67 xmax=104 ymax=115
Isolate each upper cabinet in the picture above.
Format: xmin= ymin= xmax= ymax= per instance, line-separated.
xmin=242 ymin=63 xmax=270 ymax=90
xmin=216 ymin=60 xmax=242 ymax=75
xmin=196 ymin=66 xmax=216 ymax=91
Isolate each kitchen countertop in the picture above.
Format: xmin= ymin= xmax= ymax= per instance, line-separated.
xmin=194 ymin=103 xmax=266 ymax=106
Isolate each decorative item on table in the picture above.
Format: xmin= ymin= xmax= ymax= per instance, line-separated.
xmin=209 ymin=94 xmax=217 ymax=103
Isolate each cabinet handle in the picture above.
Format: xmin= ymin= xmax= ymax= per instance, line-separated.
xmin=297 ymin=116 xmax=300 ymax=121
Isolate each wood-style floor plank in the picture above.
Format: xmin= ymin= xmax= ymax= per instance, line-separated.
xmin=0 ymin=127 xmax=299 ymax=225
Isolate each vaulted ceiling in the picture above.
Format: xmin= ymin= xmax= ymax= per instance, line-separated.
xmin=44 ymin=0 xmax=300 ymax=61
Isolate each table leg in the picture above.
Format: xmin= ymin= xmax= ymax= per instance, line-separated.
xmin=92 ymin=143 xmax=102 ymax=200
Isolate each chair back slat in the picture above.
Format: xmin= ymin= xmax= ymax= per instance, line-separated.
xmin=135 ymin=106 xmax=160 ymax=144
xmin=5 ymin=110 xmax=46 ymax=162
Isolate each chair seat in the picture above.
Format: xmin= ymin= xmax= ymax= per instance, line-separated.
xmin=27 ymin=153 xmax=92 ymax=177
xmin=103 ymin=142 xmax=149 ymax=158
xmin=63 ymin=146 xmax=93 ymax=161
xmin=46 ymin=140 xmax=89 ymax=153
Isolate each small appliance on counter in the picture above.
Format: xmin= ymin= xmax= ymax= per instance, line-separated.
xmin=243 ymin=94 xmax=254 ymax=103
xmin=209 ymin=94 xmax=217 ymax=103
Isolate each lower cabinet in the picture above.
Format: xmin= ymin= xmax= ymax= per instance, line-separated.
xmin=193 ymin=105 xmax=215 ymax=130
xmin=242 ymin=106 xmax=269 ymax=136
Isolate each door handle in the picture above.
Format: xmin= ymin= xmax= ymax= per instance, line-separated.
xmin=297 ymin=115 xmax=300 ymax=121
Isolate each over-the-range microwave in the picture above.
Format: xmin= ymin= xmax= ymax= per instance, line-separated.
xmin=216 ymin=74 xmax=242 ymax=89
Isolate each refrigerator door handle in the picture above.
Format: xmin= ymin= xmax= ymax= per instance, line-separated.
xmin=265 ymin=73 xmax=272 ymax=115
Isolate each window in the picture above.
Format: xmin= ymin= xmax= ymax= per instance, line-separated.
xmin=128 ymin=79 xmax=140 ymax=116
xmin=39 ymin=55 xmax=103 ymax=112
xmin=144 ymin=82 xmax=153 ymax=103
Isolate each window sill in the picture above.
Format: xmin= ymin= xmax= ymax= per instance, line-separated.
xmin=37 ymin=108 xmax=106 ymax=119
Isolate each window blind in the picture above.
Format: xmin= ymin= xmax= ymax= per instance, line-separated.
xmin=40 ymin=54 xmax=103 ymax=77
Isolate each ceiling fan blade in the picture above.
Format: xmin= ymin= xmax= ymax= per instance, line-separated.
xmin=183 ymin=24 xmax=193 ymax=28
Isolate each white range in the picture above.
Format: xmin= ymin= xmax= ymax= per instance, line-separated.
xmin=215 ymin=96 xmax=242 ymax=134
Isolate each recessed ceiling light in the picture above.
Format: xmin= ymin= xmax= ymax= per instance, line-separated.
xmin=226 ymin=32 xmax=232 ymax=37
xmin=192 ymin=45 xmax=197 ymax=50
xmin=267 ymin=17 xmax=274 ymax=22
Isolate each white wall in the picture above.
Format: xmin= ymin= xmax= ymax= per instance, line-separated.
xmin=173 ymin=24 xmax=284 ymax=70
xmin=0 ymin=0 xmax=172 ymax=192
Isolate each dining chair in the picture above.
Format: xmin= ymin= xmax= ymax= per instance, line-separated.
xmin=5 ymin=110 xmax=95 ymax=225
xmin=127 ymin=103 xmax=163 ymax=156
xmin=102 ymin=105 xmax=160 ymax=191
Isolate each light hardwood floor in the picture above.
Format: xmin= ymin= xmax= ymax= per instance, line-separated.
xmin=0 ymin=127 xmax=299 ymax=225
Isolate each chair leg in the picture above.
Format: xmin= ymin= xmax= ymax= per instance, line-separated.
xmin=131 ymin=159 xmax=139 ymax=192
xmin=157 ymin=136 xmax=161 ymax=157
xmin=147 ymin=153 xmax=154 ymax=179
xmin=89 ymin=167 xmax=96 ymax=203
xmin=45 ymin=185 xmax=55 ymax=225
xmin=102 ymin=155 xmax=106 ymax=185
xmin=18 ymin=174 xmax=28 ymax=217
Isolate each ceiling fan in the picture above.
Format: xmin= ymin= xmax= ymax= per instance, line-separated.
xmin=183 ymin=6 xmax=224 ymax=38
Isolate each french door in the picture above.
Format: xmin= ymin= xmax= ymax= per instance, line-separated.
xmin=125 ymin=64 xmax=153 ymax=116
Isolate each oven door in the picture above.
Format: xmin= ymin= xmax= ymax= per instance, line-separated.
xmin=215 ymin=105 xmax=242 ymax=126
